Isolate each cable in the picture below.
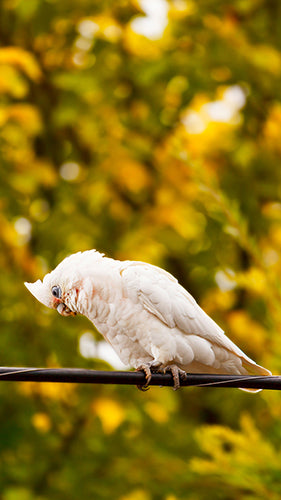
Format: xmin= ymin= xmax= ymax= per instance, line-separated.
xmin=0 ymin=367 xmax=279 ymax=390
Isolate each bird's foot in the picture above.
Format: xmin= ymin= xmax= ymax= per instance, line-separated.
xmin=135 ymin=363 xmax=161 ymax=391
xmin=163 ymin=365 xmax=187 ymax=390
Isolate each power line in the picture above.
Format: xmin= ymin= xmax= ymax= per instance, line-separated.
xmin=0 ymin=367 xmax=279 ymax=390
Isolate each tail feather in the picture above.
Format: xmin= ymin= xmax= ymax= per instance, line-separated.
xmin=240 ymin=359 xmax=272 ymax=393
xmin=182 ymin=358 xmax=271 ymax=393
xmin=241 ymin=359 xmax=272 ymax=377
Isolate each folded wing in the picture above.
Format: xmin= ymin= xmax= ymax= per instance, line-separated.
xmin=120 ymin=261 xmax=271 ymax=378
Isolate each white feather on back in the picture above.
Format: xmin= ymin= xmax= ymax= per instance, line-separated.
xmin=119 ymin=261 xmax=268 ymax=370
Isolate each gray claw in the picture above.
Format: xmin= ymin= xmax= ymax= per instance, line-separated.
xmin=163 ymin=365 xmax=187 ymax=390
xmin=136 ymin=364 xmax=152 ymax=391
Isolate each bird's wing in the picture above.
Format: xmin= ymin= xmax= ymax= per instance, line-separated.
xmin=120 ymin=261 xmax=252 ymax=361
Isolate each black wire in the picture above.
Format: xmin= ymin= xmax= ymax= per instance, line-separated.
xmin=0 ymin=367 xmax=279 ymax=390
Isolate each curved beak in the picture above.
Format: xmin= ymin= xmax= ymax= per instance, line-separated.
xmin=24 ymin=280 xmax=52 ymax=308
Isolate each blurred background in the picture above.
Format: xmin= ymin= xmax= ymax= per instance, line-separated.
xmin=1 ymin=0 xmax=281 ymax=498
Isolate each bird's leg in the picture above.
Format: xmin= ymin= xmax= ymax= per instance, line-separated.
xmin=135 ymin=364 xmax=152 ymax=391
xmin=163 ymin=365 xmax=187 ymax=390
xmin=135 ymin=362 xmax=161 ymax=391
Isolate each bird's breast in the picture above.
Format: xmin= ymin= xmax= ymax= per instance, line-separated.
xmin=85 ymin=293 xmax=148 ymax=340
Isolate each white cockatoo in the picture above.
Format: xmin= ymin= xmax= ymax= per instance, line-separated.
xmin=25 ymin=250 xmax=271 ymax=390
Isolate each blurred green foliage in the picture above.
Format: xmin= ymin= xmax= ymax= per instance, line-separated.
xmin=1 ymin=0 xmax=281 ymax=498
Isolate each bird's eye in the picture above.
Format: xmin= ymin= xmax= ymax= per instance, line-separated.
xmin=51 ymin=285 xmax=62 ymax=299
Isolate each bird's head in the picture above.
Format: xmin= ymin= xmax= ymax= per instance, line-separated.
xmin=25 ymin=279 xmax=76 ymax=316
xmin=24 ymin=254 xmax=84 ymax=316
xmin=25 ymin=250 xmax=105 ymax=316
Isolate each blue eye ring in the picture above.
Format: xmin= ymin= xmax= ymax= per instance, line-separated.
xmin=52 ymin=285 xmax=62 ymax=299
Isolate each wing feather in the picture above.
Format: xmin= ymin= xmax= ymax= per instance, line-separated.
xmin=121 ymin=261 xmax=254 ymax=363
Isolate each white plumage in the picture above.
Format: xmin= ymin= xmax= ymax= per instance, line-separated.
xmin=24 ymin=250 xmax=271 ymax=390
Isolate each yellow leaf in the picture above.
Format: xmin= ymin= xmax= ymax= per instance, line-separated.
xmin=115 ymin=160 xmax=150 ymax=193
xmin=144 ymin=401 xmax=169 ymax=423
xmin=251 ymin=45 xmax=281 ymax=75
xmin=31 ymin=412 xmax=51 ymax=433
xmin=201 ymin=289 xmax=236 ymax=314
xmin=120 ymin=489 xmax=151 ymax=500
xmin=227 ymin=310 xmax=267 ymax=355
xmin=0 ymin=65 xmax=28 ymax=97
xmin=236 ymin=267 xmax=266 ymax=295
xmin=6 ymin=104 xmax=42 ymax=135
xmin=19 ymin=381 xmax=76 ymax=402
xmin=263 ymin=103 xmax=281 ymax=152
xmin=93 ymin=397 xmax=125 ymax=434
xmin=124 ymin=27 xmax=162 ymax=59
xmin=0 ymin=47 xmax=42 ymax=81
